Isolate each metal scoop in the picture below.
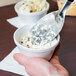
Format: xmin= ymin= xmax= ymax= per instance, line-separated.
xmin=29 ymin=0 xmax=74 ymax=45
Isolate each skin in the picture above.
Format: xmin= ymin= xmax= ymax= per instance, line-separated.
xmin=13 ymin=44 xmax=69 ymax=76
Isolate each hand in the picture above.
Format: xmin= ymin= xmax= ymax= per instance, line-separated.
xmin=13 ymin=44 xmax=69 ymax=76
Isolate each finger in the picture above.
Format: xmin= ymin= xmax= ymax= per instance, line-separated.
xmin=51 ymin=59 xmax=69 ymax=76
xmin=50 ymin=56 xmax=60 ymax=65
xmin=50 ymin=43 xmax=60 ymax=64
xmin=52 ymin=43 xmax=60 ymax=58
xmin=13 ymin=53 xmax=28 ymax=67
xmin=53 ymin=63 xmax=69 ymax=76
xmin=50 ymin=43 xmax=69 ymax=75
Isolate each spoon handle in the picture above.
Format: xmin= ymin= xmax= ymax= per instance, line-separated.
xmin=59 ymin=0 xmax=74 ymax=17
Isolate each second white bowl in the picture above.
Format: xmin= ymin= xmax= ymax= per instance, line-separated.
xmin=14 ymin=0 xmax=50 ymax=24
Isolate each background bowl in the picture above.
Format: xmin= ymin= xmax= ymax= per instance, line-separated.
xmin=13 ymin=25 xmax=60 ymax=60
xmin=14 ymin=0 xmax=50 ymax=24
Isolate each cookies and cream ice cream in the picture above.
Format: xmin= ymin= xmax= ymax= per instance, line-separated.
xmin=18 ymin=0 xmax=47 ymax=13
xmin=19 ymin=33 xmax=57 ymax=49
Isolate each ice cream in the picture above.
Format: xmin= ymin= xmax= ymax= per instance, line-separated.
xmin=19 ymin=32 xmax=57 ymax=49
xmin=18 ymin=0 xmax=47 ymax=13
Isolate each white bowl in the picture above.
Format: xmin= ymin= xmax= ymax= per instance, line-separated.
xmin=13 ymin=25 xmax=60 ymax=60
xmin=14 ymin=0 xmax=50 ymax=24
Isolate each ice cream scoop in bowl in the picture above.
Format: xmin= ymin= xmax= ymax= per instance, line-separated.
xmin=13 ymin=25 xmax=60 ymax=60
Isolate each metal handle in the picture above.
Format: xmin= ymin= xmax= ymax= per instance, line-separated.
xmin=59 ymin=0 xmax=74 ymax=17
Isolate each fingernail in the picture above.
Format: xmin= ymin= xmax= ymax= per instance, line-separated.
xmin=13 ymin=53 xmax=27 ymax=66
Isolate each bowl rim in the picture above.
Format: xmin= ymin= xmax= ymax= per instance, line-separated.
xmin=13 ymin=26 xmax=60 ymax=53
xmin=14 ymin=0 xmax=50 ymax=15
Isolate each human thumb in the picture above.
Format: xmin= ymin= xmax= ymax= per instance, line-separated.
xmin=13 ymin=53 xmax=28 ymax=67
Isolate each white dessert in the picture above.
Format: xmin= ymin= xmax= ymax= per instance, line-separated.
xmin=18 ymin=0 xmax=47 ymax=13
xmin=19 ymin=33 xmax=57 ymax=49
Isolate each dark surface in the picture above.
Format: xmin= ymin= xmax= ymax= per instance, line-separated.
xmin=0 ymin=0 xmax=76 ymax=76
